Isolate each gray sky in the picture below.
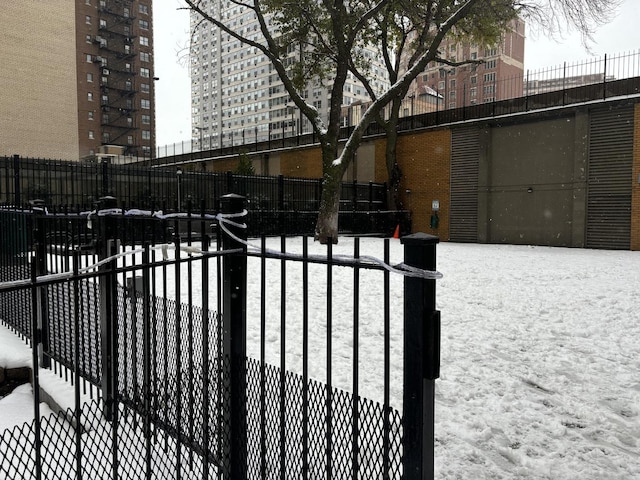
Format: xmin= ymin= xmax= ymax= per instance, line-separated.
xmin=153 ymin=0 xmax=640 ymax=146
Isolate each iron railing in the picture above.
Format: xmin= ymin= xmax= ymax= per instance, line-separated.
xmin=0 ymin=197 xmax=440 ymax=479
xmin=152 ymin=50 xmax=640 ymax=165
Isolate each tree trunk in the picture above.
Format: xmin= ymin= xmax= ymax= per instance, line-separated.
xmin=384 ymin=98 xmax=403 ymax=210
xmin=385 ymin=120 xmax=402 ymax=210
xmin=315 ymin=175 xmax=341 ymax=244
xmin=315 ymin=144 xmax=347 ymax=243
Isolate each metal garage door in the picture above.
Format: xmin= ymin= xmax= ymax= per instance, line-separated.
xmin=586 ymin=106 xmax=634 ymax=249
xmin=450 ymin=127 xmax=480 ymax=242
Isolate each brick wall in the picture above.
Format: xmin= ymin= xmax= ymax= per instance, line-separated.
xmin=280 ymin=147 xmax=323 ymax=178
xmin=631 ymin=104 xmax=640 ymax=251
xmin=0 ymin=2 xmax=79 ymax=159
xmin=395 ymin=129 xmax=451 ymax=240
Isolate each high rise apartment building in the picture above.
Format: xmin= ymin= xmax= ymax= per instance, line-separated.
xmin=189 ymin=3 xmax=389 ymax=150
xmin=77 ymin=0 xmax=156 ymax=159
xmin=0 ymin=0 xmax=155 ymax=161
xmin=405 ymin=18 xmax=525 ymax=110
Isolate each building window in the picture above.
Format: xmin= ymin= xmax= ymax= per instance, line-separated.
xmin=485 ymin=59 xmax=497 ymax=69
xmin=127 ymin=135 xmax=133 ymax=145
xmin=142 ymin=130 xmax=151 ymax=140
xmin=87 ymin=73 xmax=93 ymax=82
xmin=85 ymin=15 xmax=91 ymax=24
xmin=438 ymin=81 xmax=445 ymax=90
xmin=140 ymin=67 xmax=150 ymax=78
xmin=140 ymin=36 xmax=149 ymax=46
xmin=88 ymin=130 xmax=95 ymax=139
xmin=139 ymin=20 xmax=149 ymax=30
xmin=103 ymin=132 xmax=110 ymax=143
xmin=101 ymin=94 xmax=108 ymax=105
xmin=470 ymin=87 xmax=477 ymax=97
xmin=86 ymin=34 xmax=92 ymax=43
xmin=141 ymin=83 xmax=150 ymax=94
xmin=483 ymin=72 xmax=496 ymax=83
xmin=471 ymin=75 xmax=477 ymax=85
xmin=484 ymin=85 xmax=495 ymax=94
xmin=140 ymin=52 xmax=150 ymax=63
xmin=87 ymin=92 xmax=93 ymax=101
xmin=124 ymin=7 xmax=130 ymax=18
xmin=139 ymin=4 xmax=149 ymax=14
xmin=88 ymin=111 xmax=94 ymax=120
xmin=99 ymin=19 xmax=106 ymax=29
xmin=86 ymin=54 xmax=92 ymax=63
xmin=141 ymin=99 xmax=150 ymax=109
xmin=142 ymin=114 xmax=151 ymax=124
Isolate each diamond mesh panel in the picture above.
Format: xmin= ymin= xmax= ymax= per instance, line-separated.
xmin=0 ymin=263 xmax=32 ymax=338
xmin=245 ymin=358 xmax=404 ymax=479
xmin=45 ymin=279 xmax=102 ymax=385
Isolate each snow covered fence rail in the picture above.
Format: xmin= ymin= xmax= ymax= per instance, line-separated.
xmin=0 ymin=195 xmax=443 ymax=480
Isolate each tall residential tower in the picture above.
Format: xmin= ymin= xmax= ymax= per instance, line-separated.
xmin=189 ymin=2 xmax=389 ymax=150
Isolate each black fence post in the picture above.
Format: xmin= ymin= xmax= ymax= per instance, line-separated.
xmin=13 ymin=154 xmax=21 ymax=207
xmin=97 ymin=196 xmax=119 ymax=422
xmin=401 ymin=233 xmax=441 ymax=480
xmin=32 ymin=203 xmax=50 ymax=369
xmin=221 ymin=194 xmax=248 ymax=480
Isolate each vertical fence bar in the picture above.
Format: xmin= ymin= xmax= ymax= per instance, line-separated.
xmin=260 ymin=236 xmax=267 ymax=479
xmin=12 ymin=154 xmax=21 ymax=206
xmin=325 ymin=240 xmax=333 ymax=480
xmin=402 ymin=233 xmax=440 ymax=480
xmin=221 ymin=194 xmax=248 ymax=480
xmin=174 ymin=216 xmax=182 ymax=479
xmin=352 ymin=238 xmax=360 ymax=479
xmin=142 ymin=245 xmax=152 ymax=480
xmin=280 ymin=235 xmax=287 ymax=480
xmin=72 ymin=250 xmax=83 ymax=480
xmin=201 ymin=210 xmax=211 ymax=478
xmin=302 ymin=236 xmax=310 ymax=480
xmin=30 ymin=250 xmax=43 ymax=480
xmin=382 ymin=239 xmax=391 ymax=480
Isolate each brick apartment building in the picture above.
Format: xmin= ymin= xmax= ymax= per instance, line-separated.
xmin=0 ymin=0 xmax=155 ymax=161
xmin=405 ymin=18 xmax=525 ymax=110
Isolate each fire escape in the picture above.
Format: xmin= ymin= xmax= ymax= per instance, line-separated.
xmin=95 ymin=0 xmax=139 ymax=156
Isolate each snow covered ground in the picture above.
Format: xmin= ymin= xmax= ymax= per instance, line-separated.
xmin=1 ymin=240 xmax=639 ymax=479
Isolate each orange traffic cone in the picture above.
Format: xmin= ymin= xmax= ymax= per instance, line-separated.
xmin=393 ymin=224 xmax=400 ymax=239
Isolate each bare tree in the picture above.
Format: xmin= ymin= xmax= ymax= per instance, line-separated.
xmin=183 ymin=0 xmax=620 ymax=243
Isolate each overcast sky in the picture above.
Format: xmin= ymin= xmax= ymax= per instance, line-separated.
xmin=153 ymin=0 xmax=640 ymax=146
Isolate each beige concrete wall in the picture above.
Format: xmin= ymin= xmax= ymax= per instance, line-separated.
xmin=0 ymin=1 xmax=79 ymax=160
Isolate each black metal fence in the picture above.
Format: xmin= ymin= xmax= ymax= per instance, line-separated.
xmin=0 ymin=156 xmax=410 ymax=237
xmin=0 ymin=197 xmax=440 ymax=479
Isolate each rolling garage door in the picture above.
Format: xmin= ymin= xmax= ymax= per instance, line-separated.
xmin=450 ymin=127 xmax=480 ymax=242
xmin=586 ymin=106 xmax=634 ymax=249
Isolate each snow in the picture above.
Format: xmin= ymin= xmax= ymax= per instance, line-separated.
xmin=2 ymin=240 xmax=640 ymax=479
xmin=0 ymin=384 xmax=54 ymax=433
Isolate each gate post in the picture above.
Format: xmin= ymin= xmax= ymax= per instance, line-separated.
xmin=96 ymin=196 xmax=119 ymax=421
xmin=221 ymin=194 xmax=248 ymax=479
xmin=401 ymin=233 xmax=441 ymax=480
xmin=32 ymin=203 xmax=50 ymax=369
